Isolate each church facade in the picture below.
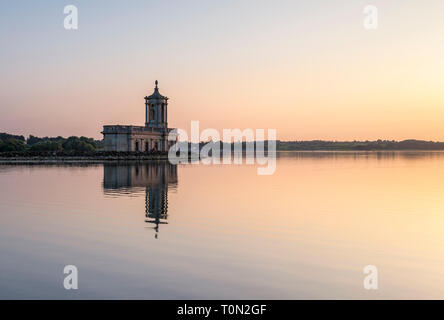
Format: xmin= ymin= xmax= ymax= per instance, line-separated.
xmin=102 ymin=81 xmax=176 ymax=152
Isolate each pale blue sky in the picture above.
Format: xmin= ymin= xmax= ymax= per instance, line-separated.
xmin=1 ymin=1 xmax=443 ymax=140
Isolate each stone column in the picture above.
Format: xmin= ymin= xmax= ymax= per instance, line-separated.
xmin=145 ymin=97 xmax=149 ymax=126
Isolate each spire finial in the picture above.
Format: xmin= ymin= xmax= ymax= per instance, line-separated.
xmin=155 ymin=80 xmax=158 ymax=89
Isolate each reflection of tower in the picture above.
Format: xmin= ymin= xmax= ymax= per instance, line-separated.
xmin=144 ymin=164 xmax=177 ymax=238
xmin=145 ymin=185 xmax=168 ymax=239
xmin=103 ymin=163 xmax=178 ymax=238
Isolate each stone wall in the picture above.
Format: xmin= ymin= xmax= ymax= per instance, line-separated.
xmin=102 ymin=125 xmax=176 ymax=152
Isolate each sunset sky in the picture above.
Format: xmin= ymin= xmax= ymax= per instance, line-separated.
xmin=1 ymin=0 xmax=443 ymax=140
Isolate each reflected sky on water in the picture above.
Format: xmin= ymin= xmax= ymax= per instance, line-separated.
xmin=2 ymin=152 xmax=444 ymax=299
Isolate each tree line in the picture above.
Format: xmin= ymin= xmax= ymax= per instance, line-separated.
xmin=2 ymin=132 xmax=444 ymax=153
xmin=0 ymin=133 xmax=102 ymax=153
xmin=277 ymin=139 xmax=444 ymax=150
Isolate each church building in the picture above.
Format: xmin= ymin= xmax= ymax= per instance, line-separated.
xmin=102 ymin=81 xmax=176 ymax=152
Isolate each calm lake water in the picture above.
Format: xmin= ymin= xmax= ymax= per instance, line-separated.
xmin=2 ymin=151 xmax=444 ymax=299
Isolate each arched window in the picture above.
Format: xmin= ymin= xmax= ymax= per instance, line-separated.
xmin=150 ymin=108 xmax=155 ymax=122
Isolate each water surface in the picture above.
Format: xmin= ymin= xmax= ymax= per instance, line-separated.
xmin=1 ymin=151 xmax=444 ymax=299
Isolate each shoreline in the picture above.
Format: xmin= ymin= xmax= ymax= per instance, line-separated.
xmin=0 ymin=154 xmax=172 ymax=164
xmin=1 ymin=150 xmax=444 ymax=164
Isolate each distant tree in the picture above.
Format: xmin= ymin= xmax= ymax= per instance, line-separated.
xmin=29 ymin=141 xmax=62 ymax=152
xmin=62 ymin=136 xmax=96 ymax=152
xmin=94 ymin=139 xmax=104 ymax=150
xmin=0 ymin=138 xmax=26 ymax=152
xmin=0 ymin=133 xmax=25 ymax=142
xmin=27 ymin=135 xmax=44 ymax=145
xmin=27 ymin=135 xmax=65 ymax=145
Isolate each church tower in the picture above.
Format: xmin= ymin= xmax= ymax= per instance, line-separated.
xmin=103 ymin=80 xmax=175 ymax=152
xmin=145 ymin=80 xmax=168 ymax=128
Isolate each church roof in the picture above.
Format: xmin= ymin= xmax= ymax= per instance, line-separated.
xmin=146 ymin=80 xmax=168 ymax=100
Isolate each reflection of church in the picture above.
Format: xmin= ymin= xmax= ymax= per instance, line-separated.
xmin=103 ymin=163 xmax=178 ymax=238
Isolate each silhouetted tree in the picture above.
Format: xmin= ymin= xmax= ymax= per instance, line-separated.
xmin=0 ymin=138 xmax=26 ymax=152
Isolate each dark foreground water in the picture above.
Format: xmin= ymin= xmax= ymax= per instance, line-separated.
xmin=1 ymin=151 xmax=444 ymax=299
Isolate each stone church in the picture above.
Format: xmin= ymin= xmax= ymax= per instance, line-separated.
xmin=102 ymin=81 xmax=176 ymax=152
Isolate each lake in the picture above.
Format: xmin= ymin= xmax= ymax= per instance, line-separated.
xmin=1 ymin=151 xmax=444 ymax=299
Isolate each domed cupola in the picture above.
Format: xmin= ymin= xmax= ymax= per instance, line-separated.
xmin=145 ymin=80 xmax=168 ymax=128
